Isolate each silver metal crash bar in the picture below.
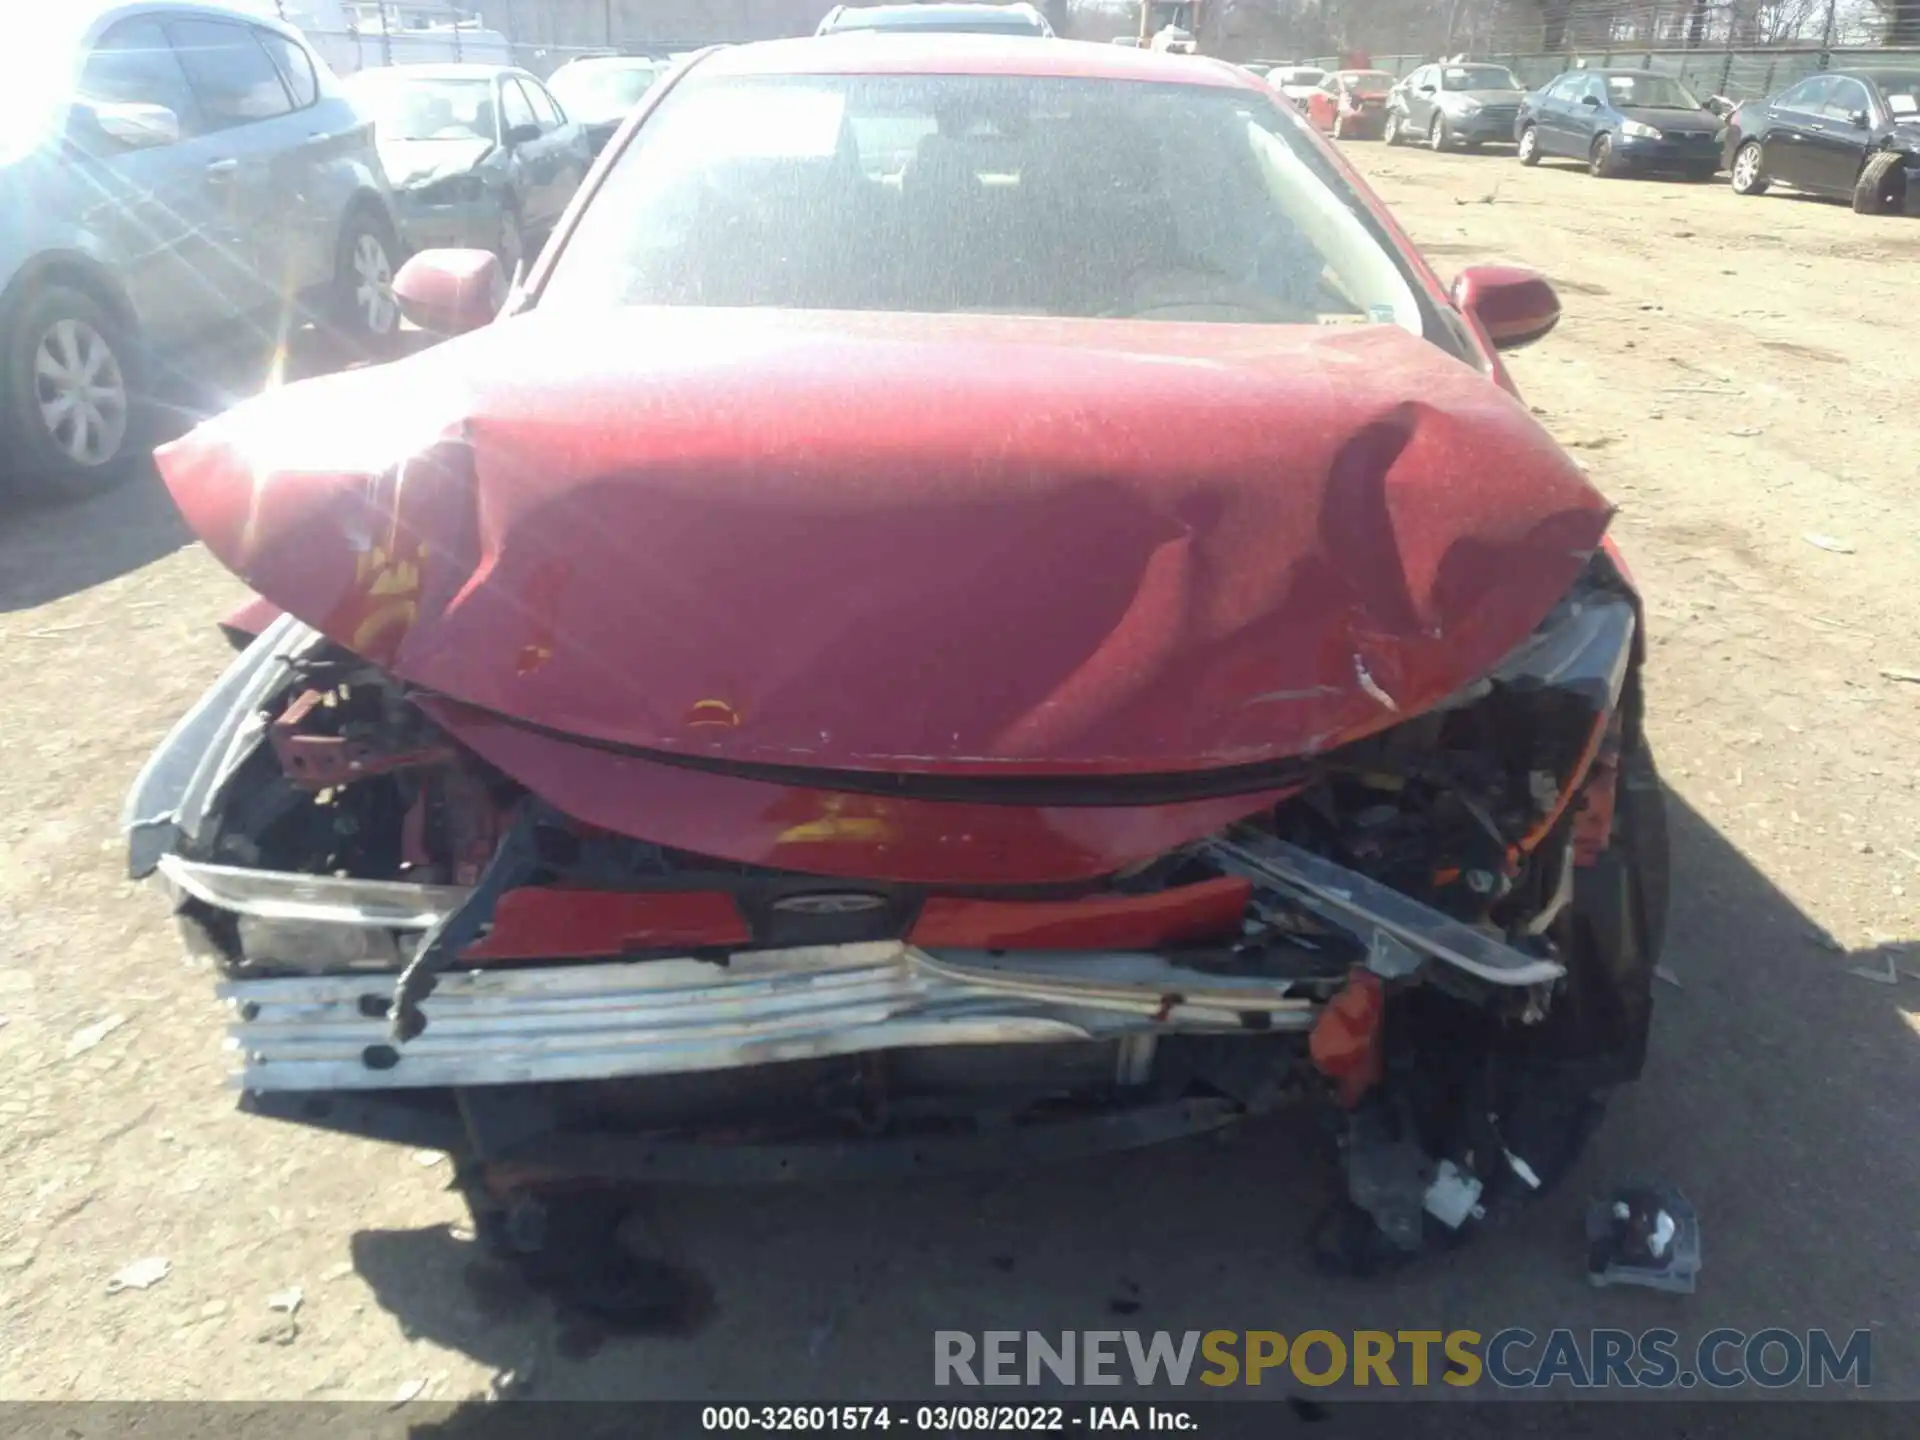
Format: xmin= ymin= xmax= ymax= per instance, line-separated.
xmin=222 ymin=942 xmax=1316 ymax=1092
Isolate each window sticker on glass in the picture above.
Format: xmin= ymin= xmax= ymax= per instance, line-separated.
xmin=672 ymin=85 xmax=846 ymax=157
xmin=1890 ymin=93 xmax=1917 ymax=114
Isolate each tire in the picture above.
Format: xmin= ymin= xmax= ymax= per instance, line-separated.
xmin=327 ymin=206 xmax=400 ymax=357
xmin=1 ymin=283 xmax=143 ymax=501
xmin=1729 ymin=138 xmax=1769 ymax=195
xmin=1517 ymin=123 xmax=1542 ymax=166
xmin=1428 ymin=113 xmax=1452 ymax=152
xmin=1590 ymin=133 xmax=1624 ymax=178
xmin=493 ymin=208 xmax=527 ymax=282
xmin=1854 ymin=149 xmax=1905 ymax=215
xmin=1382 ymin=111 xmax=1403 ymax=146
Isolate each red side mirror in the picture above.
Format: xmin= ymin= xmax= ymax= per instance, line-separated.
xmin=393 ymin=248 xmax=506 ymax=337
xmin=1452 ymin=264 xmax=1561 ymax=351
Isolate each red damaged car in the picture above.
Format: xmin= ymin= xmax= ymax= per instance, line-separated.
xmin=126 ymin=36 xmax=1666 ymax=1283
xmin=1304 ymin=68 xmax=1397 ymax=140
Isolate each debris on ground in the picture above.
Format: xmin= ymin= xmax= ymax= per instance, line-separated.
xmin=1653 ymin=963 xmax=1683 ymax=988
xmin=411 ymin=1150 xmax=447 ymax=1167
xmin=1881 ymin=667 xmax=1920 ymax=685
xmin=1729 ymin=426 xmax=1763 ymax=437
xmin=1586 ymin=1186 xmax=1701 ymax=1294
xmin=320 ymin=1260 xmax=355 ymax=1283
xmin=65 ymin=1015 xmax=127 ymax=1058
xmin=488 ymin=1353 xmax=539 ymax=1402
xmin=1806 ymin=927 xmax=1845 ymax=952
xmin=105 ymin=1257 xmax=171 ymax=1294
xmin=1845 ymin=953 xmax=1900 ymax=985
xmin=1802 ymin=533 xmax=1857 ymax=554
xmin=266 ymin=1285 xmax=303 ymax=1315
xmin=388 ymin=1378 xmax=428 ymax=1409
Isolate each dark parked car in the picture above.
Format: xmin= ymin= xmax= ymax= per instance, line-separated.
xmin=1724 ymin=68 xmax=1920 ymax=215
xmin=131 ymin=36 xmax=1667 ymax=1282
xmin=546 ymin=55 xmax=666 ymax=157
xmin=816 ymin=3 xmax=1054 ymax=37
xmin=344 ymin=64 xmax=592 ymax=276
xmin=0 ymin=0 xmax=399 ymax=498
xmin=1516 ymin=68 xmax=1722 ymax=180
xmin=1385 ymin=61 xmax=1525 ymax=151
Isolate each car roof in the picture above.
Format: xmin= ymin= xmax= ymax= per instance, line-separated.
xmin=827 ymin=2 xmax=1041 ymax=21
xmin=552 ymin=55 xmax=662 ymax=71
xmin=695 ymin=34 xmax=1255 ymax=88
xmin=1840 ymin=67 xmax=1920 ymax=85
xmin=346 ymin=63 xmax=525 ymax=83
xmin=48 ymin=0 xmax=308 ymax=51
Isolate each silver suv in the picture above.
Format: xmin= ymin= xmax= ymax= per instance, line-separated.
xmin=0 ymin=1 xmax=400 ymax=499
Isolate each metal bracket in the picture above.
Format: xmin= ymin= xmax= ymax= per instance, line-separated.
xmin=1204 ymin=835 xmax=1565 ymax=988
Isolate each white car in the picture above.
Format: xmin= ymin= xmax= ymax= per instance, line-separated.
xmin=1268 ymin=64 xmax=1327 ymax=106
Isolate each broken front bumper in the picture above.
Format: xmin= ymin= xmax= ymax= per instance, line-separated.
xmin=222 ymin=941 xmax=1315 ymax=1092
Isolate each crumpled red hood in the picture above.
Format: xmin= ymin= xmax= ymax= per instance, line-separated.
xmin=159 ymin=308 xmax=1610 ymax=783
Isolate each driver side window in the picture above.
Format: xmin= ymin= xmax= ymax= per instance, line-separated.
xmin=78 ymin=18 xmax=201 ymax=138
xmin=1822 ymin=77 xmax=1870 ymax=123
xmin=1780 ymin=76 xmax=1833 ymax=114
xmin=501 ymin=77 xmax=538 ymax=136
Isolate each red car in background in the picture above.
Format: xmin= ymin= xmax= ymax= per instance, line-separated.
xmin=128 ymin=35 xmax=1666 ymax=1293
xmin=1305 ymin=67 xmax=1398 ymax=139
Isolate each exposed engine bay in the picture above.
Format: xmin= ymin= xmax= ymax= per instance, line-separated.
xmin=127 ymin=553 xmax=1666 ymax=1274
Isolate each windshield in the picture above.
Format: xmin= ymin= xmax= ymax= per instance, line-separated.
xmin=540 ymin=73 xmax=1423 ymax=334
xmin=550 ymin=63 xmax=660 ymax=121
xmin=1341 ymin=72 xmax=1394 ymax=90
xmin=1280 ymin=69 xmax=1323 ymax=87
xmin=350 ymin=76 xmax=497 ymax=141
xmin=1872 ymin=72 xmax=1920 ymax=117
xmin=1441 ymin=66 xmax=1518 ymax=92
xmin=1603 ymin=73 xmax=1699 ymax=109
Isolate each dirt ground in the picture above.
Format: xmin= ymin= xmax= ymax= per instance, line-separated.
xmin=3 ymin=143 xmax=1919 ymax=1406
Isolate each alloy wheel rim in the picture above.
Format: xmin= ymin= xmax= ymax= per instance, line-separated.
xmin=1431 ymin=116 xmax=1444 ymax=149
xmin=33 ymin=317 xmax=128 ymax=468
xmin=1520 ymin=128 xmax=1535 ymax=159
xmin=352 ymin=233 xmax=397 ymax=336
xmin=1734 ymin=146 xmax=1759 ymax=189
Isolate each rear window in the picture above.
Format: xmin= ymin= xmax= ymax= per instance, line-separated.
xmin=1441 ymin=66 xmax=1518 ymax=92
xmin=540 ymin=72 xmax=1425 ymax=336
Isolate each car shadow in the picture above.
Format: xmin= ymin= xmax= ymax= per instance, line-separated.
xmin=345 ymin=784 xmax=1920 ymax=1401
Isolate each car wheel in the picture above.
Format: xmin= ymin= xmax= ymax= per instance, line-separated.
xmin=1729 ymin=140 xmax=1769 ymax=194
xmin=1853 ymin=149 xmax=1905 ymax=214
xmin=1 ymin=284 xmax=142 ymax=501
xmin=1517 ymin=124 xmax=1541 ymax=166
xmin=328 ymin=208 xmax=400 ymax=356
xmin=1332 ymin=112 xmax=1346 ymax=140
xmin=1590 ymin=133 xmax=1623 ymax=178
xmin=1428 ymin=113 xmax=1452 ymax=152
xmin=494 ymin=210 xmax=527 ymax=282
xmin=1383 ymin=111 xmax=1402 ymax=146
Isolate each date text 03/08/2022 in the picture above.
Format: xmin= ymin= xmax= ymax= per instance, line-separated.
xmin=703 ymin=1408 xmax=1190 ymax=1432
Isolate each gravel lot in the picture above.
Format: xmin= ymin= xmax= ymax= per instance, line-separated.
xmin=2 ymin=141 xmax=1918 ymax=1406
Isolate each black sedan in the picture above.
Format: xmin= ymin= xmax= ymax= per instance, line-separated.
xmin=1724 ymin=68 xmax=1920 ymax=215
xmin=1516 ymin=68 xmax=1723 ymax=179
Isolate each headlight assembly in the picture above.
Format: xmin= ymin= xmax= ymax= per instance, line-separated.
xmin=1619 ymin=119 xmax=1662 ymax=140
